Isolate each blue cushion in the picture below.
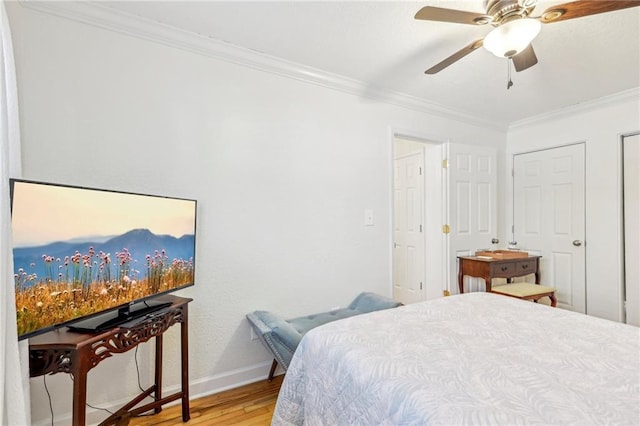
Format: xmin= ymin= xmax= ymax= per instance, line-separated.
xmin=246 ymin=292 xmax=401 ymax=371
xmin=246 ymin=311 xmax=302 ymax=369
xmin=349 ymin=291 xmax=402 ymax=313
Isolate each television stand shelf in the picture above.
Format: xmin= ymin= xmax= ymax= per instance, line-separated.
xmin=28 ymin=295 xmax=192 ymax=426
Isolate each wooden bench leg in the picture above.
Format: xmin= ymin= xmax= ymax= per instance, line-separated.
xmin=268 ymin=359 xmax=278 ymax=382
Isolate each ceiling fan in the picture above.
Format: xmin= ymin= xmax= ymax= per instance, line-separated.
xmin=416 ymin=0 xmax=640 ymax=74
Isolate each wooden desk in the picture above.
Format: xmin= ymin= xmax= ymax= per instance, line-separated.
xmin=28 ymin=295 xmax=192 ymax=426
xmin=457 ymin=256 xmax=541 ymax=294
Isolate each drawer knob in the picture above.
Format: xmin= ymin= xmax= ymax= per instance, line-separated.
xmin=522 ymin=264 xmax=529 ymax=269
xmin=501 ymin=266 xmax=508 ymax=272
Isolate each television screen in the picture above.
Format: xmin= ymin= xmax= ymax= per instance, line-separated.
xmin=10 ymin=179 xmax=197 ymax=340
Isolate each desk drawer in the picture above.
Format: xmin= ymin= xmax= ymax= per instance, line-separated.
xmin=491 ymin=262 xmax=516 ymax=277
xmin=515 ymin=259 xmax=537 ymax=275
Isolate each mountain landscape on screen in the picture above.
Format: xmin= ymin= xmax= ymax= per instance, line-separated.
xmin=13 ymin=228 xmax=195 ymax=284
xmin=12 ymin=228 xmax=195 ymax=337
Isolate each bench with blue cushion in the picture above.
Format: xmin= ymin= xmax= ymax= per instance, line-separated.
xmin=246 ymin=292 xmax=402 ymax=380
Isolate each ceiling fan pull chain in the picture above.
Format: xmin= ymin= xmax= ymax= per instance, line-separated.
xmin=507 ymin=58 xmax=514 ymax=90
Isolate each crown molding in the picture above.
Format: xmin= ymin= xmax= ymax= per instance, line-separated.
xmin=18 ymin=0 xmax=506 ymax=132
xmin=509 ymin=87 xmax=640 ymax=130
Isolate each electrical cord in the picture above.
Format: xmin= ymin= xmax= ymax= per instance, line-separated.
xmin=132 ymin=343 xmax=158 ymax=418
xmin=69 ymin=374 xmax=114 ymax=415
xmin=44 ymin=342 xmax=153 ymax=423
xmin=43 ymin=375 xmax=54 ymax=426
xmin=135 ymin=345 xmax=145 ymax=393
xmin=85 ymin=403 xmax=113 ymax=415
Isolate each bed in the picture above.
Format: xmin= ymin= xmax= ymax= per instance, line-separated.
xmin=272 ymin=292 xmax=640 ymax=425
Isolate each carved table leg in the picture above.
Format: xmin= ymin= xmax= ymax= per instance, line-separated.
xmin=154 ymin=334 xmax=163 ymax=414
xmin=72 ymin=354 xmax=88 ymax=426
xmin=181 ymin=310 xmax=190 ymax=422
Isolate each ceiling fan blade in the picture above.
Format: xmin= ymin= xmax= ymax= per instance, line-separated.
xmin=425 ymin=40 xmax=484 ymax=74
xmin=512 ymin=44 xmax=538 ymax=72
xmin=540 ymin=0 xmax=640 ymax=23
xmin=415 ymin=6 xmax=491 ymax=25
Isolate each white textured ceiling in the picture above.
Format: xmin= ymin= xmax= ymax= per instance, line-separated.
xmin=98 ymin=0 xmax=640 ymax=126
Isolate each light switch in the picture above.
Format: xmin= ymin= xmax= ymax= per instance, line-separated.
xmin=364 ymin=209 xmax=374 ymax=226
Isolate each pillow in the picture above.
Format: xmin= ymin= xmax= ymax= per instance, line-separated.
xmin=348 ymin=292 xmax=402 ymax=313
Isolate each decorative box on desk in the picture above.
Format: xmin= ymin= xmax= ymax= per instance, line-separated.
xmin=458 ymin=251 xmax=540 ymax=293
xmin=475 ymin=249 xmax=529 ymax=259
xmin=28 ymin=295 xmax=192 ymax=426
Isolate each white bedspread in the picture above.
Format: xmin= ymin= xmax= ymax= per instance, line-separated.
xmin=273 ymin=292 xmax=640 ymax=425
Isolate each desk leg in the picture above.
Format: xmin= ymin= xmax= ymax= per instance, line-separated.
xmin=72 ymin=358 xmax=88 ymax=426
xmin=484 ymin=275 xmax=492 ymax=293
xmin=458 ymin=265 xmax=464 ymax=294
xmin=181 ymin=311 xmax=190 ymax=422
xmin=154 ymin=334 xmax=163 ymax=414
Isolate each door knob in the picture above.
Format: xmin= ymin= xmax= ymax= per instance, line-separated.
xmin=572 ymin=240 xmax=582 ymax=247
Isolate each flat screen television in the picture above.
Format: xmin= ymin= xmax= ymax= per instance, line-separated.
xmin=9 ymin=179 xmax=197 ymax=340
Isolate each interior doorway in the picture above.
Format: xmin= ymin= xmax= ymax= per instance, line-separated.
xmin=392 ymin=136 xmax=444 ymax=304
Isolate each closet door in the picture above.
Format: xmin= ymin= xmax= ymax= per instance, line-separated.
xmin=513 ymin=144 xmax=586 ymax=313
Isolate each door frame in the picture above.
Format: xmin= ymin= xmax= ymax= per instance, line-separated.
xmin=389 ymin=128 xmax=448 ymax=301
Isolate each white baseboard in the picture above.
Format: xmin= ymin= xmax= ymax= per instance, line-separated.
xmin=32 ymin=361 xmax=283 ymax=426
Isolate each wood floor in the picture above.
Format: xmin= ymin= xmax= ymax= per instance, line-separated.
xmin=129 ymin=375 xmax=284 ymax=426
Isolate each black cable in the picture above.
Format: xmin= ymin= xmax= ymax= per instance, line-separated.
xmin=69 ymin=375 xmax=114 ymax=415
xmin=135 ymin=345 xmax=145 ymax=392
xmin=132 ymin=344 xmax=159 ymax=418
xmin=43 ymin=375 xmax=54 ymax=426
xmin=62 ymin=344 xmax=153 ymax=420
xmin=85 ymin=403 xmax=113 ymax=415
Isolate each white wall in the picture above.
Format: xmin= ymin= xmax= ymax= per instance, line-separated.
xmin=506 ymin=93 xmax=640 ymax=321
xmin=5 ymin=3 xmax=505 ymax=424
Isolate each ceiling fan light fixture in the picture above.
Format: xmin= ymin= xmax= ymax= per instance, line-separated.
xmin=483 ymin=18 xmax=541 ymax=58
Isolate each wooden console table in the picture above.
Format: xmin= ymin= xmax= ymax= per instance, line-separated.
xmin=457 ymin=256 xmax=541 ymax=294
xmin=28 ymin=295 xmax=192 ymax=426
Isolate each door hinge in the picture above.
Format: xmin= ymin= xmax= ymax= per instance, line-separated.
xmin=442 ymin=159 xmax=449 ymax=169
xmin=511 ymin=168 xmax=514 ymax=177
xmin=511 ymin=225 xmax=514 ymax=233
xmin=420 ymin=224 xmax=423 ymax=233
xmin=442 ymin=224 xmax=450 ymax=234
xmin=420 ymin=282 xmax=423 ymax=290
xmin=419 ymin=166 xmax=422 ymax=175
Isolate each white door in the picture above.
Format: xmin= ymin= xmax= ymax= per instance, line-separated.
xmin=623 ymin=133 xmax=640 ymax=326
xmin=513 ymin=144 xmax=586 ymax=313
xmin=393 ymin=150 xmax=425 ymax=304
xmin=446 ymin=143 xmax=498 ymax=294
